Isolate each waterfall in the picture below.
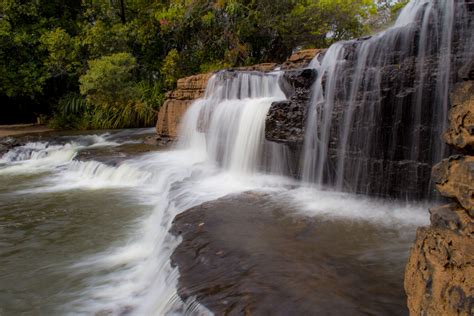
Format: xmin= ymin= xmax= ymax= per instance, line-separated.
xmin=179 ymin=71 xmax=291 ymax=175
xmin=302 ymin=0 xmax=473 ymax=199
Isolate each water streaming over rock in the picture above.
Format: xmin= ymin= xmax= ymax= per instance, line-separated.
xmin=302 ymin=0 xmax=474 ymax=199
xmin=1 ymin=1 xmax=470 ymax=314
xmin=180 ymin=71 xmax=291 ymax=175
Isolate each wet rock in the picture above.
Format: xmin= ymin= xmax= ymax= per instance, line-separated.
xmin=405 ymin=204 xmax=474 ymax=316
xmin=155 ymin=50 xmax=320 ymax=140
xmin=156 ymin=73 xmax=213 ymax=138
xmin=405 ymin=41 xmax=474 ymax=315
xmin=0 ymin=137 xmax=22 ymax=156
xmin=265 ymin=69 xmax=317 ymax=144
xmin=171 ymin=192 xmax=411 ymax=316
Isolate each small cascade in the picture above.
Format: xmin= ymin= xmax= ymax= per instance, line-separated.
xmin=179 ymin=71 xmax=291 ymax=175
xmin=302 ymin=0 xmax=474 ymax=199
xmin=0 ymin=142 xmax=77 ymax=173
xmin=62 ymin=160 xmax=151 ymax=188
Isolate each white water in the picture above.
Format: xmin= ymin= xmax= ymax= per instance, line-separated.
xmin=0 ymin=66 xmax=430 ymax=315
xmin=301 ymin=0 xmax=473 ymax=198
xmin=7 ymin=1 xmax=467 ymax=311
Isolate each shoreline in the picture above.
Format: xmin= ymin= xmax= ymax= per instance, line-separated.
xmin=0 ymin=124 xmax=54 ymax=137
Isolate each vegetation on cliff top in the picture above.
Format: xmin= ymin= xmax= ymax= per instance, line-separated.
xmin=0 ymin=0 xmax=407 ymax=128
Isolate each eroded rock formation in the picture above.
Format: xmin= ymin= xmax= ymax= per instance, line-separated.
xmin=156 ymin=73 xmax=213 ymax=140
xmin=265 ymin=68 xmax=317 ymax=144
xmin=280 ymin=48 xmax=323 ymax=70
xmin=155 ymin=51 xmax=319 ymax=140
xmin=405 ymin=81 xmax=474 ymax=316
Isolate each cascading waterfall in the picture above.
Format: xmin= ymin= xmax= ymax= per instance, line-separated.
xmin=180 ymin=71 xmax=291 ymax=175
xmin=53 ymin=70 xmax=295 ymax=315
xmin=1 ymin=1 xmax=470 ymax=315
xmin=302 ymin=0 xmax=473 ymax=199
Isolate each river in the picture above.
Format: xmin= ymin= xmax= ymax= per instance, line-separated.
xmin=0 ymin=127 xmax=430 ymax=315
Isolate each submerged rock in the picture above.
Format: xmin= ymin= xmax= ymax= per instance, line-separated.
xmin=0 ymin=137 xmax=22 ymax=157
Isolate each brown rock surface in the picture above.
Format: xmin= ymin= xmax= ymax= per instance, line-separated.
xmin=405 ymin=77 xmax=474 ymax=315
xmin=281 ymin=48 xmax=322 ymax=69
xmin=156 ymin=73 xmax=212 ymax=138
xmin=405 ymin=204 xmax=474 ymax=316
xmin=432 ymin=156 xmax=474 ymax=212
xmin=233 ymin=63 xmax=278 ymax=72
xmin=155 ymin=50 xmax=320 ymax=139
xmin=444 ymin=81 xmax=474 ymax=150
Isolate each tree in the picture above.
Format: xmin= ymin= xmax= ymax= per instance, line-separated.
xmin=79 ymin=52 xmax=138 ymax=108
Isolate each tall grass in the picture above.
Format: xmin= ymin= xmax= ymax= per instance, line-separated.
xmin=49 ymin=90 xmax=159 ymax=130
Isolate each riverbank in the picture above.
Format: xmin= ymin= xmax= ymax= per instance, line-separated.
xmin=0 ymin=124 xmax=54 ymax=137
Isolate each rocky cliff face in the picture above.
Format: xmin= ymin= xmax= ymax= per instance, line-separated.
xmin=265 ymin=0 xmax=474 ymax=199
xmin=156 ymin=73 xmax=212 ymax=140
xmin=155 ymin=51 xmax=319 ymax=140
xmin=405 ymin=80 xmax=474 ymax=316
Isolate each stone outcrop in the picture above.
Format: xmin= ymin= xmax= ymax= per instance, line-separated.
xmin=432 ymin=155 xmax=474 ymax=212
xmin=156 ymin=73 xmax=212 ymax=139
xmin=265 ymin=68 xmax=317 ymax=144
xmin=405 ymin=80 xmax=474 ymax=315
xmin=280 ymin=48 xmax=323 ymax=70
xmin=443 ymin=81 xmax=474 ymax=150
xmin=155 ymin=51 xmax=319 ymax=140
xmin=405 ymin=205 xmax=473 ymax=316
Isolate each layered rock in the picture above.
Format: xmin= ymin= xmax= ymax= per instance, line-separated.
xmin=264 ymin=6 xmax=472 ymax=199
xmin=265 ymin=68 xmax=317 ymax=144
xmin=280 ymin=48 xmax=323 ymax=70
xmin=156 ymin=73 xmax=213 ymax=139
xmin=405 ymin=81 xmax=474 ymax=315
xmin=405 ymin=205 xmax=473 ymax=316
xmin=155 ymin=51 xmax=319 ymax=140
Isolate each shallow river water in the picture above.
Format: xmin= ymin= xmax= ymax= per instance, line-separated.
xmin=0 ymin=128 xmax=430 ymax=315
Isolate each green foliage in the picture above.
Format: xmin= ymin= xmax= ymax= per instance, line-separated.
xmin=161 ymin=49 xmax=181 ymax=90
xmin=40 ymin=28 xmax=82 ymax=77
xmin=49 ymin=91 xmax=156 ymax=130
xmin=79 ymin=52 xmax=138 ymax=108
xmin=1 ymin=0 xmax=396 ymax=127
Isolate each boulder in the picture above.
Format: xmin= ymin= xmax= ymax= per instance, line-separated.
xmin=405 ymin=204 xmax=474 ymax=316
